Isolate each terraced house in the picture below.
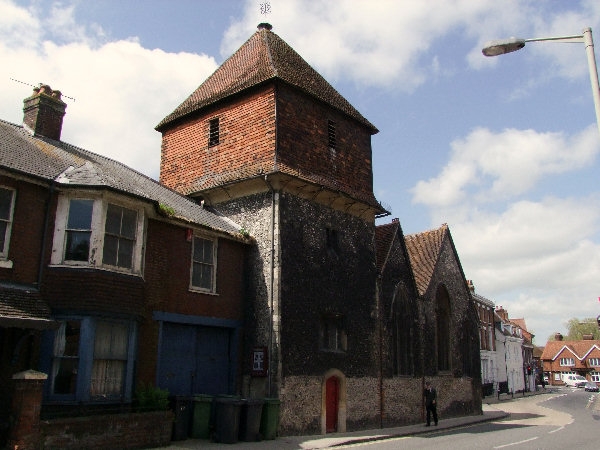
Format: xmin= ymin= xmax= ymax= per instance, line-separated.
xmin=1 ymin=23 xmax=482 ymax=446
xmin=0 ymin=84 xmax=249 ymax=448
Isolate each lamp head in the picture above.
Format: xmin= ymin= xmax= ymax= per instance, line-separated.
xmin=482 ymin=37 xmax=526 ymax=56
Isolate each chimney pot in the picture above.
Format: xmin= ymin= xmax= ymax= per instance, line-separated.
xmin=22 ymin=83 xmax=67 ymax=140
xmin=554 ymin=332 xmax=563 ymax=341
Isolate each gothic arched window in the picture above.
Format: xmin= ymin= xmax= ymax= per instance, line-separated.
xmin=436 ymin=285 xmax=451 ymax=372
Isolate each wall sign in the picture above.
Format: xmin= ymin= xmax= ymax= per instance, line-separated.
xmin=251 ymin=346 xmax=268 ymax=377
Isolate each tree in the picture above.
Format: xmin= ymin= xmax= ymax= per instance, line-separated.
xmin=565 ymin=318 xmax=600 ymax=340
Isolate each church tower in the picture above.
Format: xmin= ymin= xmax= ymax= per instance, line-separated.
xmin=156 ymin=23 xmax=388 ymax=435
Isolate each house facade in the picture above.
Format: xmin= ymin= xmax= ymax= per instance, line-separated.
xmin=494 ymin=307 xmax=525 ymax=394
xmin=469 ymin=283 xmax=498 ymax=395
xmin=0 ymin=85 xmax=249 ymax=445
xmin=541 ymin=333 xmax=600 ymax=385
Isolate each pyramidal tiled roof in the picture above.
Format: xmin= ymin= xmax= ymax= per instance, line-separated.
xmin=404 ymin=224 xmax=448 ymax=296
xmin=0 ymin=119 xmax=245 ymax=238
xmin=156 ymin=24 xmax=377 ymax=132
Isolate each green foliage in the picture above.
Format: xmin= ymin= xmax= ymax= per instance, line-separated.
xmin=239 ymin=227 xmax=250 ymax=237
xmin=134 ymin=383 xmax=170 ymax=412
xmin=565 ymin=317 xmax=600 ymax=340
xmin=158 ymin=202 xmax=175 ymax=217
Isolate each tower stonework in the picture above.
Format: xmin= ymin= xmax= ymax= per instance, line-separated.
xmin=157 ymin=24 xmax=388 ymax=434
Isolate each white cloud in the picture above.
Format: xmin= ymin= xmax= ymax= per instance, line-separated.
xmin=225 ymin=0 xmax=532 ymax=91
xmin=0 ymin=0 xmax=218 ymax=178
xmin=411 ymin=126 xmax=600 ymax=208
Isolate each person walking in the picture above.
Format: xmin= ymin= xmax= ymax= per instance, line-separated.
xmin=423 ymin=381 xmax=438 ymax=426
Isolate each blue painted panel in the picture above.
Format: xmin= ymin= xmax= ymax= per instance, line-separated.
xmin=157 ymin=322 xmax=233 ymax=396
xmin=194 ymin=326 xmax=231 ymax=395
xmin=158 ymin=323 xmax=196 ymax=395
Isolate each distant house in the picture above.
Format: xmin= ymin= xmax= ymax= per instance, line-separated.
xmin=509 ymin=317 xmax=535 ymax=391
xmin=469 ymin=282 xmax=498 ymax=395
xmin=540 ymin=333 xmax=600 ymax=385
xmin=494 ymin=307 xmax=525 ymax=394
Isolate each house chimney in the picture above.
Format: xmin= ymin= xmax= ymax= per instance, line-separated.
xmin=495 ymin=306 xmax=508 ymax=321
xmin=582 ymin=334 xmax=593 ymax=340
xmin=554 ymin=332 xmax=563 ymax=341
xmin=22 ymin=84 xmax=67 ymax=140
xmin=467 ymin=280 xmax=474 ymax=293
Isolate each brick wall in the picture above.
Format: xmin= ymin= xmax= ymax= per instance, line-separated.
xmin=40 ymin=410 xmax=173 ymax=449
xmin=276 ymin=83 xmax=376 ymax=204
xmin=136 ymin=218 xmax=246 ymax=385
xmin=159 ymin=85 xmax=277 ymax=194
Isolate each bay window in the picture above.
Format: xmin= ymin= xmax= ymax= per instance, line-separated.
xmin=52 ymin=194 xmax=144 ymax=274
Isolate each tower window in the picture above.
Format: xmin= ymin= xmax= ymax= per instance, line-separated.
xmin=209 ymin=118 xmax=220 ymax=147
xmin=320 ymin=314 xmax=346 ymax=352
xmin=326 ymin=227 xmax=339 ymax=253
xmin=328 ymin=120 xmax=336 ymax=150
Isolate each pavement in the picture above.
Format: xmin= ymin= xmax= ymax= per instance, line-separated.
xmin=158 ymin=388 xmax=556 ymax=449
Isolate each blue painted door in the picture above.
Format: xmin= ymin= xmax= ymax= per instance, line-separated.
xmin=193 ymin=326 xmax=231 ymax=394
xmin=158 ymin=322 xmax=232 ymax=396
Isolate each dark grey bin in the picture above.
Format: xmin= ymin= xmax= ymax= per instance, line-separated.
xmin=170 ymin=396 xmax=192 ymax=441
xmin=239 ymin=398 xmax=264 ymax=441
xmin=214 ymin=396 xmax=243 ymax=444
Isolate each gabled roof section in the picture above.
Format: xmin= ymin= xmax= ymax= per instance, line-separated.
xmin=375 ymin=220 xmax=400 ymax=272
xmin=540 ymin=339 xmax=600 ymax=361
xmin=472 ymin=292 xmax=494 ymax=308
xmin=404 ymin=224 xmax=448 ymax=296
xmin=156 ymin=24 xmax=377 ymax=133
xmin=581 ymin=344 xmax=600 ymax=360
xmin=0 ymin=119 xmax=246 ymax=239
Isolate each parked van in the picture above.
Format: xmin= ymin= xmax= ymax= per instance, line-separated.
xmin=563 ymin=374 xmax=587 ymax=387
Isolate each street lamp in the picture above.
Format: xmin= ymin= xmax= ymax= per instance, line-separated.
xmin=482 ymin=27 xmax=600 ymax=137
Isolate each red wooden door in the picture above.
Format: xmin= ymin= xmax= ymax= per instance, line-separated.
xmin=325 ymin=376 xmax=339 ymax=432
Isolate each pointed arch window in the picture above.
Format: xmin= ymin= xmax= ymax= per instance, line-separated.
xmin=436 ymin=285 xmax=451 ymax=372
xmin=392 ymin=285 xmax=416 ymax=376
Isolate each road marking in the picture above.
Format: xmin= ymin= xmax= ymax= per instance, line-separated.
xmin=493 ymin=436 xmax=538 ymax=449
xmin=549 ymin=426 xmax=564 ymax=434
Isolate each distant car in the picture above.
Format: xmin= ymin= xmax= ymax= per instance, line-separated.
xmin=584 ymin=382 xmax=599 ymax=392
xmin=563 ymin=374 xmax=587 ymax=388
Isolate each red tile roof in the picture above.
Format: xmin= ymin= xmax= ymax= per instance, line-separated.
xmin=540 ymin=339 xmax=600 ymax=361
xmin=404 ymin=224 xmax=448 ymax=296
xmin=156 ymin=26 xmax=377 ymax=132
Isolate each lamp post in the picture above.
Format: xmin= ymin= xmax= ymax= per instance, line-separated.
xmin=482 ymin=28 xmax=600 ymax=137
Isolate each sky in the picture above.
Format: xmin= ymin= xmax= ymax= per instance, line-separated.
xmin=1 ymin=0 xmax=600 ymax=344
